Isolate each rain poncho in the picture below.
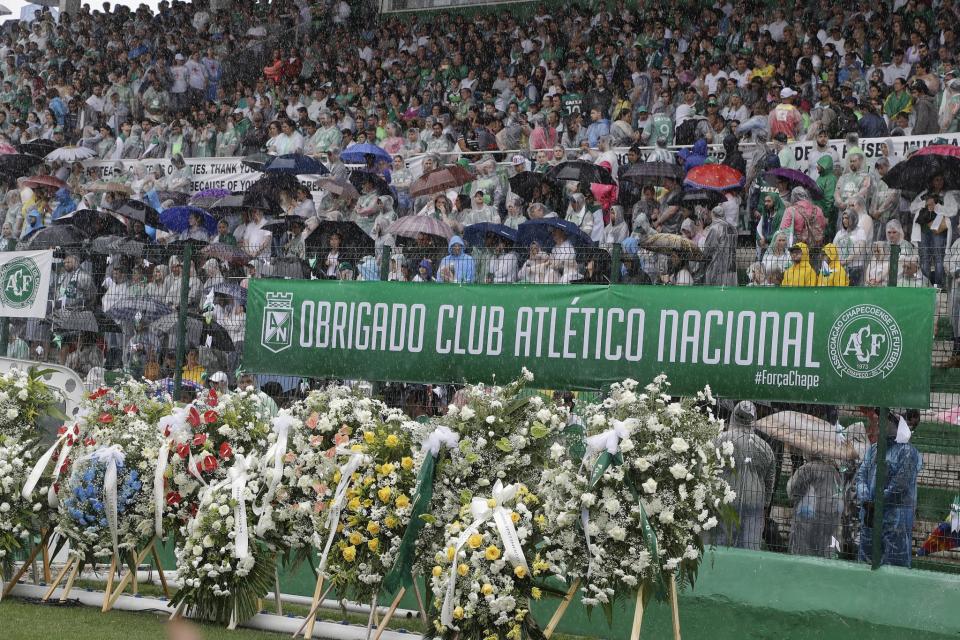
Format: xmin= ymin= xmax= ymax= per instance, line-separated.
xmin=787 ymin=457 xmax=843 ymax=558
xmin=781 ymin=242 xmax=818 ymax=287
xmin=834 ymin=148 xmax=873 ymax=217
xmin=761 ymin=229 xmax=792 ymax=276
xmin=816 ymin=243 xmax=849 ymax=286
xmin=780 ymin=187 xmax=826 ymax=248
xmin=833 ymin=210 xmax=869 ymax=272
xmin=701 ymin=206 xmax=737 ymax=286
xmin=713 ymin=401 xmax=776 ymax=551
xmin=50 ymin=188 xmax=76 ymax=221
xmin=856 ymin=419 xmax=922 ymax=567
xmin=756 ymin=192 xmax=785 ymax=244
xmin=813 ymin=155 xmax=837 ymax=230
xmin=438 ymin=235 xmax=476 ymax=283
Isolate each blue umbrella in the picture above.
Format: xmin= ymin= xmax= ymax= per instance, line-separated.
xmin=160 ymin=206 xmax=217 ymax=235
xmin=463 ymin=223 xmax=519 ymax=247
xmin=517 ymin=218 xmax=592 ymax=250
xmin=340 ymin=143 xmax=392 ymax=164
xmin=263 ymin=153 xmax=330 ymax=175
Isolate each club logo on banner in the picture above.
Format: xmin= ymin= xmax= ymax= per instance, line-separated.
xmin=827 ymin=304 xmax=903 ymax=380
xmin=261 ymin=292 xmax=294 ymax=354
xmin=0 ymin=257 xmax=41 ymax=310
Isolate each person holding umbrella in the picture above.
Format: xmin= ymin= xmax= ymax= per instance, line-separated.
xmin=180 ymin=209 xmax=211 ymax=243
xmin=909 ymin=173 xmax=958 ymax=286
xmin=351 ymin=175 xmax=380 ymax=237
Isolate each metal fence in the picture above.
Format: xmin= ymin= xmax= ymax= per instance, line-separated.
xmin=3 ymin=238 xmax=958 ymax=574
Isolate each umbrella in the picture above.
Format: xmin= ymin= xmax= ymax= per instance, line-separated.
xmin=199 ymin=318 xmax=235 ymax=351
xmin=913 ymin=144 xmax=960 ymax=158
xmin=53 ymin=209 xmax=126 ymax=237
xmin=247 ymin=172 xmax=302 ymax=199
xmin=318 ymin=176 xmax=360 ymax=200
xmin=640 ymin=232 xmax=703 ymax=260
xmin=517 ymin=218 xmax=592 ymax=250
xmin=190 ymin=188 xmax=232 ymax=209
xmin=764 ymin=167 xmax=823 ymax=199
xmin=683 ymin=164 xmax=745 ymax=192
xmin=201 ymin=242 xmax=252 ymax=266
xmin=755 ymin=411 xmax=857 ymax=461
xmin=546 ymin=161 xmax=615 ymax=188
xmin=262 ymin=216 xmax=306 ymax=236
xmin=242 ymin=152 xmax=273 ymax=171
xmin=45 ymin=146 xmax=96 ymax=162
xmin=111 ymin=199 xmax=163 ymax=228
xmin=209 ymin=194 xmax=248 ymax=217
xmin=508 ymin=171 xmax=558 ymax=202
xmin=681 ymin=189 xmax=724 ymax=206
xmin=0 ymin=153 xmax=43 ymax=176
xmin=154 ymin=190 xmax=191 ymax=206
xmin=620 ymin=161 xmax=683 ymax=186
xmin=883 ymin=152 xmax=960 ymax=190
xmin=151 ymin=312 xmax=204 ymax=348
xmin=0 ymin=143 xmax=16 ymax=154
xmin=107 ymin=299 xmax=173 ymax=324
xmin=51 ymin=309 xmax=121 ymax=335
xmin=263 ymin=153 xmax=329 ymax=175
xmin=241 ymin=192 xmax=283 ymax=214
xmin=205 ymin=283 xmax=247 ymax=305
xmin=20 ymin=175 xmax=68 ymax=191
xmin=409 ymin=165 xmax=474 ymax=198
xmin=86 ymin=180 xmax=134 ymax=195
xmin=463 ymin=223 xmax=519 ymax=247
xmin=304 ymin=221 xmax=375 ymax=254
xmin=260 ymin=257 xmax=309 ymax=279
xmin=340 ymin=143 xmax=392 ymax=164
xmin=348 ymin=170 xmax=392 ymax=196
xmin=160 ymin=206 xmax=218 ymax=235
xmin=386 ymin=216 xmax=454 ymax=241
xmin=18 ymin=140 xmax=58 ymax=158
xmin=23 ymin=225 xmax=83 ymax=250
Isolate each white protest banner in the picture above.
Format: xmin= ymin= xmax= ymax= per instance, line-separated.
xmin=0 ymin=250 xmax=53 ymax=318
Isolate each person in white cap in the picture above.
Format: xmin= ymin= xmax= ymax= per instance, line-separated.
xmin=209 ymin=371 xmax=229 ymax=394
xmin=509 ymin=154 xmax=529 ymax=176
xmin=769 ymin=87 xmax=803 ymax=141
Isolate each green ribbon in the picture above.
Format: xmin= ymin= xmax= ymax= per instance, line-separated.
xmin=383 ymin=452 xmax=437 ymax=593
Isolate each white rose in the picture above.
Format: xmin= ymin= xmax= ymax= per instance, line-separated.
xmin=703 ymin=517 xmax=718 ymax=531
xmin=218 ymin=505 xmax=230 ymax=516
xmin=17 ymin=389 xmax=28 ymax=401
xmin=202 ymin=535 xmax=215 ymax=548
xmin=634 ymin=457 xmax=651 ymax=472
xmin=669 ymin=463 xmax=687 ymax=479
xmin=549 ymin=442 xmax=565 ymax=461
xmin=5 ymin=408 xmax=17 ymax=420
xmin=0 ymin=503 xmax=9 ymax=513
xmin=670 ymin=437 xmax=689 ymax=454
xmin=521 ymin=367 xmax=534 ymax=381
xmin=608 ymin=526 xmax=627 ymax=541
xmin=603 ymin=498 xmax=620 ymax=515
xmin=460 ymin=407 xmax=476 ymax=421
xmin=580 ymin=493 xmax=597 ymax=507
xmin=721 ymin=441 xmax=735 ymax=456
xmin=619 ymin=438 xmax=635 ymax=453
xmin=535 ymin=408 xmax=552 ymax=423
xmin=485 ymin=415 xmax=496 ymax=424
xmin=192 ymin=545 xmax=203 ymax=556
xmin=665 ymin=403 xmax=683 ymax=418
xmin=658 ymin=510 xmax=675 ymax=524
xmin=641 ymin=478 xmax=657 ymax=494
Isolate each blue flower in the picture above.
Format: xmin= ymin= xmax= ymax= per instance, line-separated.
xmin=128 ymin=470 xmax=138 ymax=482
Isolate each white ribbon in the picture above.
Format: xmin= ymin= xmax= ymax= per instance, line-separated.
xmin=314 ymin=450 xmax=368 ymax=580
xmin=441 ymin=481 xmax=528 ymax=628
xmin=895 ymin=416 xmax=912 ymax=444
xmin=154 ymin=410 xmax=195 ymax=537
xmin=423 ymin=425 xmax=460 ymax=457
xmin=22 ymin=423 xmax=79 ymax=504
xmin=950 ymin=499 xmax=960 ymax=534
xmin=229 ymin=454 xmax=250 ymax=560
xmin=263 ymin=413 xmax=295 ymax=498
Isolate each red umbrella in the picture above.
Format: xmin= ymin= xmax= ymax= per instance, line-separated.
xmin=409 ymin=165 xmax=474 ymax=198
xmin=913 ymin=144 xmax=960 ymax=158
xmin=19 ymin=175 xmax=69 ymax=191
xmin=683 ymin=164 xmax=745 ymax=192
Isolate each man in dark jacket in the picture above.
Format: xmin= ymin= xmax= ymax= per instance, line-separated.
xmin=911 ymin=80 xmax=940 ymax=135
xmin=857 ymin=102 xmax=889 ymax=138
xmin=721 ymin=134 xmax=746 ymax=175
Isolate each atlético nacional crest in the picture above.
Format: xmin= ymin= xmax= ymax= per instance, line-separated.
xmin=261 ymin=292 xmax=293 ymax=354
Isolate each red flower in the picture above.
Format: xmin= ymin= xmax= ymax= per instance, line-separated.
xmin=99 ymin=413 xmax=114 ymax=424
xmin=53 ymin=482 xmax=60 ymax=494
xmin=65 ymin=435 xmax=75 ymax=447
xmin=163 ymin=425 xmax=171 ymax=437
xmin=202 ymin=454 xmax=218 ymax=473
xmin=59 ymin=458 xmax=71 ymax=474
xmin=84 ymin=438 xmax=96 ymax=447
xmin=124 ymin=404 xmax=138 ymax=414
xmin=165 ymin=491 xmax=182 ymax=506
xmin=193 ymin=433 xmax=208 ymax=447
xmin=187 ymin=407 xmax=201 ymax=428
xmin=208 ymin=389 xmax=218 ymax=407
xmin=89 ymin=388 xmax=109 ymax=400
xmin=218 ymin=441 xmax=233 ymax=460
xmin=189 ymin=503 xmax=198 ymax=517
xmin=57 ymin=425 xmax=67 ymax=435
xmin=176 ymin=443 xmax=190 ymax=459
xmin=203 ymin=410 xmax=219 ymax=425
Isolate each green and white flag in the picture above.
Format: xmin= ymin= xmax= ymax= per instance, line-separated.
xmin=0 ymin=250 xmax=53 ymax=318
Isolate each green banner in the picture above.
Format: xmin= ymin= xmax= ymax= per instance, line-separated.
xmin=244 ymin=281 xmax=935 ymax=407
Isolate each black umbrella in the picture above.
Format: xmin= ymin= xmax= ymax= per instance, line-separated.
xmin=155 ymin=190 xmax=191 ymax=206
xmin=18 ymin=140 xmax=58 ymax=158
xmin=112 ymin=199 xmax=163 ymax=229
xmin=247 ymin=172 xmax=302 ymax=199
xmin=198 ymin=317 xmax=235 ymax=351
xmin=508 ymin=171 xmax=558 ymax=202
xmin=546 ymin=161 xmax=615 ymax=189
xmin=53 ymin=210 xmax=126 ymax=237
xmin=620 ymin=161 xmax=683 ymax=186
xmin=882 ymin=154 xmax=960 ymax=191
xmin=0 ymin=153 xmax=43 ymax=176
xmin=681 ymin=189 xmax=725 ymax=206
xmin=51 ymin=309 xmax=122 ymax=335
xmin=348 ymin=170 xmax=392 ymax=196
xmin=151 ymin=312 xmax=204 ymax=349
xmin=209 ymin=193 xmax=247 ymax=217
xmin=304 ymin=221 xmax=375 ymax=254
xmin=241 ymin=192 xmax=282 ymax=215
xmin=242 ymin=152 xmax=273 ymax=171
xmin=260 ymin=257 xmax=309 ymax=278
xmin=23 ymin=224 xmax=84 ymax=250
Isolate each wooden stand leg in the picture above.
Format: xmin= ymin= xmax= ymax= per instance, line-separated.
xmin=274 ymin=568 xmax=283 ymax=616
xmin=58 ymin=559 xmax=81 ymax=602
xmin=296 ymin=574 xmax=324 ymax=639
xmin=101 ymin=555 xmax=119 ymax=612
xmin=364 ymin=595 xmax=379 ymax=640
xmin=105 ymin=539 xmax=156 ymax=611
xmin=130 ymin=551 xmax=139 ymax=596
xmin=411 ymin=578 xmax=428 ymax=623
xmin=294 ymin=581 xmax=336 ymax=638
xmin=41 ymin=556 xmax=75 ymax=602
xmin=151 ymin=546 xmax=170 ymax=599
xmin=670 ymin=574 xmax=681 ymax=640
xmin=170 ymin=600 xmax=187 ymax=621
xmin=371 ymin=588 xmax=405 ymax=640
xmin=630 ymin=585 xmax=646 ymax=640
xmin=1 ymin=530 xmax=51 ymax=599
xmin=41 ymin=536 xmax=51 ymax=583
xmin=543 ymin=578 xmax=580 ymax=638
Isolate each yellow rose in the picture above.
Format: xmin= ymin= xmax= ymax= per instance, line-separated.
xmin=385 ymin=434 xmax=399 ymax=447
xmin=350 ymin=444 xmax=363 ymax=453
xmin=333 ymin=470 xmax=342 ymax=483
xmin=379 ymin=463 xmax=395 ymax=475
xmin=347 ymin=497 xmax=362 ymax=511
xmin=510 ymin=511 xmax=520 ymax=524
xmin=486 ymin=498 xmax=497 ymax=508
xmin=484 ymin=546 xmax=501 ymax=561
xmin=367 ymin=521 xmax=380 ymax=535
xmin=377 ymin=487 xmax=392 ymax=502
xmin=363 ymin=431 xmax=375 ymax=444
xmin=401 ymin=456 xmax=413 ymax=471
xmin=349 ymin=531 xmax=364 ymax=545
xmin=395 ymin=495 xmax=410 ymax=509
xmin=467 ymin=533 xmax=483 ymax=549
xmin=432 ymin=565 xmax=443 ymax=578
xmin=531 ymin=587 xmax=542 ymax=600
xmin=453 ymin=606 xmax=464 ymax=620
xmin=362 ymin=475 xmax=374 ymax=487
xmin=368 ymin=538 xmax=379 ymax=552
xmin=457 ymin=563 xmax=470 ymax=577
xmin=446 ymin=546 xmax=456 ymax=561
xmin=513 ymin=565 xmax=527 ymax=579
xmin=385 ymin=515 xmax=399 ymax=528
xmin=481 ymin=583 xmax=494 ymax=595
xmin=341 ymin=545 xmax=357 ymax=562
